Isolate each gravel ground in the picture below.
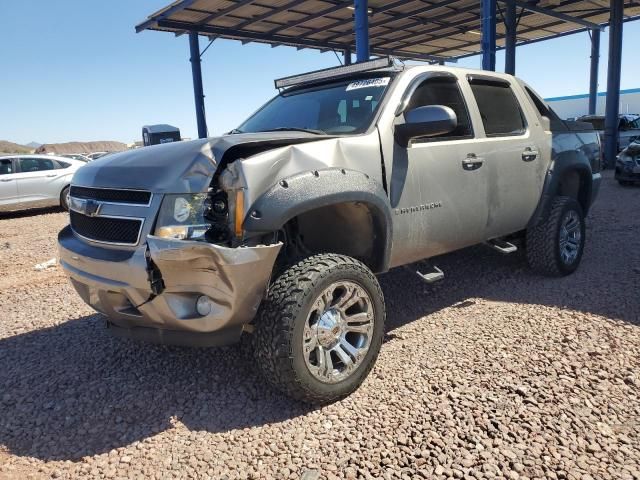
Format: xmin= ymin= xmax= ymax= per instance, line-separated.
xmin=0 ymin=171 xmax=638 ymax=480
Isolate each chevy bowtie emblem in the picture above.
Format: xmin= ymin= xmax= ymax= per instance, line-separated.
xmin=84 ymin=199 xmax=102 ymax=217
xmin=69 ymin=197 xmax=102 ymax=217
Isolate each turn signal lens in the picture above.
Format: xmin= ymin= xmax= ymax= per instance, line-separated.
xmin=234 ymin=190 xmax=244 ymax=238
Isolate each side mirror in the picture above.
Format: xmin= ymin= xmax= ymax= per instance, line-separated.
xmin=395 ymin=105 xmax=457 ymax=147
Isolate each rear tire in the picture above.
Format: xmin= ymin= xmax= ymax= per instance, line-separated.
xmin=526 ymin=196 xmax=585 ymax=277
xmin=60 ymin=186 xmax=70 ymax=211
xmin=253 ymin=253 xmax=385 ymax=404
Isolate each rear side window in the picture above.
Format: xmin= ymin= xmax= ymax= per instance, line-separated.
xmin=19 ymin=158 xmax=55 ymax=172
xmin=0 ymin=159 xmax=13 ymax=175
xmin=524 ymin=86 xmax=566 ymax=131
xmin=469 ymin=79 xmax=525 ymax=136
xmin=55 ymin=160 xmax=71 ymax=169
xmin=406 ymin=76 xmax=473 ymax=141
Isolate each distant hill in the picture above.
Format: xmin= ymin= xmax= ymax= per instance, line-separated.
xmin=35 ymin=141 xmax=127 ymax=155
xmin=25 ymin=141 xmax=42 ymax=148
xmin=0 ymin=140 xmax=34 ymax=154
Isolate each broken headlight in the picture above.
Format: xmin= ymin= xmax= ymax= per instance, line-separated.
xmin=154 ymin=194 xmax=212 ymax=240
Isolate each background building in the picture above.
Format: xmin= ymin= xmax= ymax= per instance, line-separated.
xmin=546 ymin=88 xmax=640 ymax=119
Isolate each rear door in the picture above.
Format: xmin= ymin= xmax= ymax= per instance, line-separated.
xmin=0 ymin=158 xmax=19 ymax=208
xmin=464 ymin=75 xmax=545 ymax=239
xmin=15 ymin=157 xmax=61 ymax=206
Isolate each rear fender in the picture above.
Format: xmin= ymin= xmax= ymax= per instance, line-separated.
xmin=528 ymin=149 xmax=593 ymax=227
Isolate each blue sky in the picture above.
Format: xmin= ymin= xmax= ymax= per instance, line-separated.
xmin=1 ymin=1 xmax=638 ymax=145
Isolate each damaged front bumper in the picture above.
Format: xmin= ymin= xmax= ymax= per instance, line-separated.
xmin=58 ymin=226 xmax=281 ymax=347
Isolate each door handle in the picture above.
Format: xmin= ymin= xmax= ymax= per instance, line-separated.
xmin=0 ymin=178 xmax=12 ymax=182
xmin=46 ymin=174 xmax=58 ymax=177
xmin=462 ymin=154 xmax=484 ymax=171
xmin=522 ymin=147 xmax=538 ymax=162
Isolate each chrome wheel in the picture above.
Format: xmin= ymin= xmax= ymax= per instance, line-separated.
xmin=559 ymin=210 xmax=582 ymax=265
xmin=303 ymin=281 xmax=374 ymax=384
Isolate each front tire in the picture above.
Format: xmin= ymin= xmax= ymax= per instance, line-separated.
xmin=60 ymin=185 xmax=70 ymax=211
xmin=253 ymin=254 xmax=385 ymax=404
xmin=526 ymin=196 xmax=585 ymax=276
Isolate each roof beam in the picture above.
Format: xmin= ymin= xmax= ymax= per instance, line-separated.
xmin=174 ymin=0 xmax=257 ymax=36
xmin=267 ymin=2 xmax=350 ymax=35
xmin=372 ymin=0 xmax=585 ymax=54
xmin=498 ymin=0 xmax=604 ymax=30
xmin=136 ymin=0 xmax=199 ymax=33
xmin=323 ymin=0 xmax=462 ymax=43
xmin=452 ymin=13 xmax=640 ymax=59
xmin=302 ymin=0 xmax=409 ymax=38
xmin=233 ymin=0 xmax=308 ymax=29
xmin=428 ymin=5 xmax=596 ymax=56
xmin=156 ymin=18 xmax=452 ymax=62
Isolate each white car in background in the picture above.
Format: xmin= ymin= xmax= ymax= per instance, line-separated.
xmin=86 ymin=152 xmax=109 ymax=160
xmin=0 ymin=155 xmax=85 ymax=213
xmin=60 ymin=153 xmax=91 ymax=162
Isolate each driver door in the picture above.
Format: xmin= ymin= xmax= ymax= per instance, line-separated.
xmin=387 ymin=74 xmax=489 ymax=267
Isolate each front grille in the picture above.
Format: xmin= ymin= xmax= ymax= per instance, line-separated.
xmin=70 ymin=210 xmax=143 ymax=245
xmin=70 ymin=186 xmax=151 ymax=205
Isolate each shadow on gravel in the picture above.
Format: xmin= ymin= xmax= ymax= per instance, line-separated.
xmin=0 ymin=206 xmax=63 ymax=220
xmin=382 ymin=241 xmax=639 ymax=333
xmin=0 ymin=315 xmax=315 ymax=461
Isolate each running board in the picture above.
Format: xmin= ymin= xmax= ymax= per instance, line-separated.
xmin=486 ymin=238 xmax=518 ymax=254
xmin=417 ymin=265 xmax=445 ymax=284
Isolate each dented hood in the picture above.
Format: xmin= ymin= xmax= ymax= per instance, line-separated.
xmin=71 ymin=132 xmax=326 ymax=193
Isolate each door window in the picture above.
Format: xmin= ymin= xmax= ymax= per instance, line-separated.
xmin=405 ymin=77 xmax=473 ymax=142
xmin=19 ymin=158 xmax=55 ymax=172
xmin=469 ymin=79 xmax=526 ymax=137
xmin=0 ymin=159 xmax=13 ymax=175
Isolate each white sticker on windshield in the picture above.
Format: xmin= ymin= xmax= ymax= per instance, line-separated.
xmin=346 ymin=77 xmax=390 ymax=91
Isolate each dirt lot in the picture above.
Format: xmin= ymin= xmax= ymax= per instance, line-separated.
xmin=0 ymin=171 xmax=638 ymax=480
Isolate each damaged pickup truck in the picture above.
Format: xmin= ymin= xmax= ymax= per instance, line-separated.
xmin=59 ymin=58 xmax=601 ymax=403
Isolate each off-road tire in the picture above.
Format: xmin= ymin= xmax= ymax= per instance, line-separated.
xmin=60 ymin=186 xmax=70 ymax=211
xmin=253 ymin=253 xmax=385 ymax=404
xmin=526 ymin=196 xmax=585 ymax=277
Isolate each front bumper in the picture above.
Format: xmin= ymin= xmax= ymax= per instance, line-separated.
xmin=615 ymin=162 xmax=640 ymax=182
xmin=58 ymin=226 xmax=282 ymax=346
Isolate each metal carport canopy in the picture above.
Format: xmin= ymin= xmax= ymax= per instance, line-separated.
xmin=136 ymin=0 xmax=640 ymax=62
xmin=136 ymin=0 xmax=640 ymax=167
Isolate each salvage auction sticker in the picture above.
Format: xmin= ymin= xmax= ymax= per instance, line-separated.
xmin=346 ymin=77 xmax=390 ymax=91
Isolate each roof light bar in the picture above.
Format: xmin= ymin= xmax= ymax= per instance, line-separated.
xmin=274 ymin=56 xmax=394 ymax=89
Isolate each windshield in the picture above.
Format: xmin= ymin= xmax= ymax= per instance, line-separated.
xmin=237 ymin=76 xmax=392 ymax=135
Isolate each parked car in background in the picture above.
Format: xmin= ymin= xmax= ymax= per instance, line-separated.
xmin=0 ymin=154 xmax=85 ymax=212
xmin=577 ymin=114 xmax=640 ymax=151
xmin=60 ymin=153 xmax=91 ymax=162
xmin=615 ymin=140 xmax=640 ymax=185
xmin=86 ymin=151 xmax=109 ymax=160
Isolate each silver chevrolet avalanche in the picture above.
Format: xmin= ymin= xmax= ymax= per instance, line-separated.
xmin=58 ymin=58 xmax=601 ymax=403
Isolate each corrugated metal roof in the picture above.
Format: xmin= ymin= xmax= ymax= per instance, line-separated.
xmin=136 ymin=0 xmax=640 ymax=62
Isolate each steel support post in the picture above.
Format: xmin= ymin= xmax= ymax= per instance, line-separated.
xmin=354 ymin=0 xmax=370 ymax=62
xmin=504 ymin=0 xmax=517 ymax=74
xmin=588 ymin=29 xmax=601 ymax=115
xmin=604 ymin=0 xmax=623 ymax=168
xmin=344 ymin=46 xmax=352 ymax=65
xmin=482 ymin=0 xmax=497 ymax=71
xmin=189 ymin=32 xmax=208 ymax=139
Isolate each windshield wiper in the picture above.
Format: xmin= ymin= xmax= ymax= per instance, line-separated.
xmin=259 ymin=127 xmax=326 ymax=135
